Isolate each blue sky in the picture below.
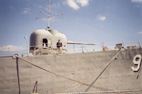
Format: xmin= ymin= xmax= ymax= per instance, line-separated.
xmin=0 ymin=0 xmax=142 ymax=55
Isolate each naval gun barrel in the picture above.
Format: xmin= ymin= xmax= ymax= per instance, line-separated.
xmin=67 ymin=41 xmax=95 ymax=45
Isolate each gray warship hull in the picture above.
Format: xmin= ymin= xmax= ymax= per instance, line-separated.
xmin=0 ymin=48 xmax=142 ymax=94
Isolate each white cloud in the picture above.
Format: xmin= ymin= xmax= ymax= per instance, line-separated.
xmin=131 ymin=0 xmax=142 ymax=3
xmin=138 ymin=32 xmax=142 ymax=34
xmin=66 ymin=0 xmax=89 ymax=10
xmin=22 ymin=8 xmax=30 ymax=14
xmin=77 ymin=0 xmax=89 ymax=7
xmin=0 ymin=45 xmax=24 ymax=52
xmin=67 ymin=0 xmax=80 ymax=10
xmin=97 ymin=16 xmax=106 ymax=21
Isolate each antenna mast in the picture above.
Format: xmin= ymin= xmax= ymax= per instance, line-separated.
xmin=36 ymin=0 xmax=63 ymax=29
xmin=48 ymin=0 xmax=51 ymax=28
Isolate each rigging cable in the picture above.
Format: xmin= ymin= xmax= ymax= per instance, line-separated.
xmin=18 ymin=57 xmax=99 ymax=89
xmin=57 ymin=55 xmax=116 ymax=93
xmin=84 ymin=48 xmax=121 ymax=92
xmin=16 ymin=57 xmax=21 ymax=94
xmin=32 ymin=81 xmax=38 ymax=93
xmin=17 ymin=49 xmax=121 ymax=92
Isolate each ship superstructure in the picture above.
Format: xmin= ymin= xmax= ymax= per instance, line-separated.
xmin=30 ymin=28 xmax=67 ymax=55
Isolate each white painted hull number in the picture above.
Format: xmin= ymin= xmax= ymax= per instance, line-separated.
xmin=132 ymin=54 xmax=142 ymax=72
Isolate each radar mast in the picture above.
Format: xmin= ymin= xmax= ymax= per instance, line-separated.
xmin=48 ymin=0 xmax=51 ymax=28
xmin=36 ymin=0 xmax=63 ymax=29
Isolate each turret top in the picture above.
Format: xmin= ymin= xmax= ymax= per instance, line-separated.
xmin=29 ymin=29 xmax=67 ymax=55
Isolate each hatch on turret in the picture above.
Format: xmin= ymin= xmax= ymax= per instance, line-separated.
xmin=30 ymin=28 xmax=67 ymax=55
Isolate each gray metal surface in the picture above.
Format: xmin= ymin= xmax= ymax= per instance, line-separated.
xmin=0 ymin=49 xmax=142 ymax=94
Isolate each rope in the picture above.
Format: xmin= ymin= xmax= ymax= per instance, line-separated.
xmin=18 ymin=57 xmax=102 ymax=90
xmin=57 ymin=83 xmax=81 ymax=93
xmin=16 ymin=57 xmax=21 ymax=94
xmin=57 ymin=49 xmax=122 ymax=92
xmin=58 ymin=55 xmax=117 ymax=93
xmin=57 ymin=71 xmax=99 ymax=93
xmin=84 ymin=49 xmax=121 ymax=92
xmin=32 ymin=81 xmax=38 ymax=93
xmin=17 ymin=49 xmax=121 ymax=93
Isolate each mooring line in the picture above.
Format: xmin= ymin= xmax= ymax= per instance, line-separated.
xmin=84 ymin=49 xmax=121 ymax=92
xmin=18 ymin=57 xmax=103 ymax=90
xmin=17 ymin=49 xmax=121 ymax=92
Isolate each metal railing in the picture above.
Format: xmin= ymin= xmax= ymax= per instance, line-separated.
xmin=67 ymin=41 xmax=142 ymax=54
